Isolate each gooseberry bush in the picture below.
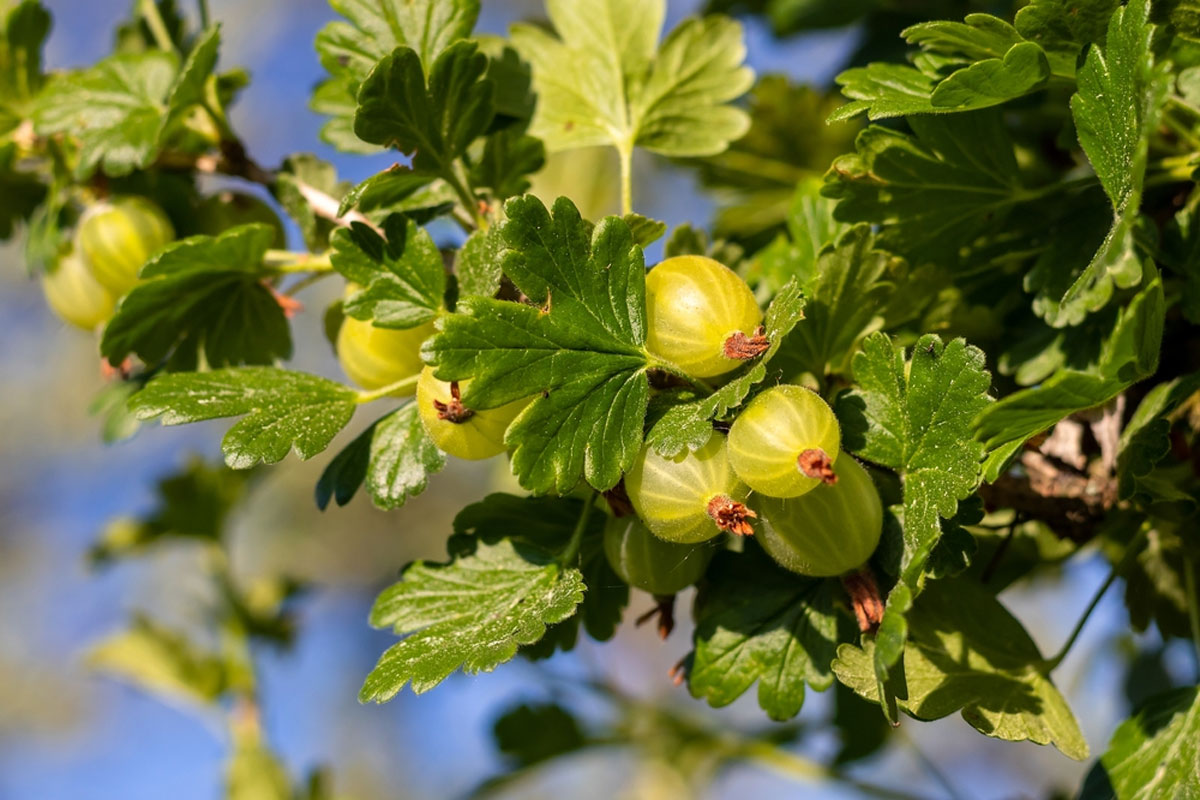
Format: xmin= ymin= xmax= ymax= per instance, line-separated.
xmin=6 ymin=0 xmax=1200 ymax=795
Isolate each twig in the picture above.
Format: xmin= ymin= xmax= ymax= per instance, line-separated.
xmin=294 ymin=178 xmax=377 ymax=231
xmin=1043 ymin=525 xmax=1149 ymax=671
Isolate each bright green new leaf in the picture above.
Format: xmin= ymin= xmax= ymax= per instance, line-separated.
xmin=689 ymin=544 xmax=839 ymax=721
xmin=425 ymin=195 xmax=650 ymax=493
xmin=835 ymin=332 xmax=991 ymax=695
xmin=129 ymin=367 xmax=359 ymax=469
xmin=834 ymin=578 xmax=1088 ymax=760
xmin=511 ymin=0 xmax=752 ymax=159
xmin=87 ymin=615 xmax=228 ymax=707
xmin=165 ymin=25 xmax=219 ymax=118
xmin=312 ymin=0 xmax=479 ymax=153
xmin=828 ymin=63 xmax=939 ymax=123
xmin=360 ymin=538 xmax=584 ymax=701
xmin=101 ymin=224 xmax=291 ymax=368
xmin=33 ymin=51 xmax=177 ymax=177
xmin=646 ymin=275 xmax=806 ymax=457
xmin=330 ymin=216 xmax=446 ymax=329
xmin=455 ymin=225 xmax=505 ymax=299
xmin=975 ymin=271 xmax=1164 ymax=481
xmin=1062 ymin=0 xmax=1168 ymax=320
xmin=354 ymin=41 xmax=494 ymax=174
xmin=1080 ymin=686 xmax=1200 ymax=798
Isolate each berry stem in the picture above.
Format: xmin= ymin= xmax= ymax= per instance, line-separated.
xmin=634 ymin=594 xmax=676 ymax=640
xmin=354 ymin=375 xmax=420 ymax=404
xmin=139 ymin=0 xmax=177 ymax=53
xmin=618 ymin=141 xmax=634 ymax=216
xmin=1043 ymin=524 xmax=1149 ymax=672
xmin=558 ymin=493 xmax=596 ymax=567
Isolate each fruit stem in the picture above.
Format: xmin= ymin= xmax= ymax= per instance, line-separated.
xmin=354 ymin=375 xmax=420 ymax=404
xmin=1043 ymin=523 xmax=1149 ymax=672
xmin=634 ymin=595 xmax=676 ymax=640
xmin=558 ymin=493 xmax=596 ymax=567
xmin=264 ymin=250 xmax=333 ymax=273
xmin=196 ymin=0 xmax=210 ymax=28
xmin=139 ymin=0 xmax=177 ymax=53
xmin=446 ymin=161 xmax=487 ymax=231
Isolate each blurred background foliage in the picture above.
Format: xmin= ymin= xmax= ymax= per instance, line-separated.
xmin=1 ymin=0 xmax=1198 ymax=798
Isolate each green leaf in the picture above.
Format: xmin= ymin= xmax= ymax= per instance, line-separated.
xmin=1061 ymin=0 xmax=1168 ymax=320
xmin=90 ymin=458 xmax=252 ymax=564
xmin=87 ymin=615 xmax=228 ymax=706
xmin=276 ymin=154 xmax=347 ymax=252
xmin=360 ymin=538 xmax=584 ymax=701
xmin=693 ymin=78 xmax=859 ymax=243
xmin=929 ymin=41 xmax=1051 ymax=110
xmin=165 ymin=25 xmax=219 ymax=118
xmin=773 ymin=225 xmax=898 ymax=380
xmin=330 ymin=216 xmax=445 ymax=329
xmin=835 ymin=333 xmax=991 ymax=693
xmin=470 ymin=127 xmax=545 ymax=202
xmin=0 ymin=140 xmax=46 ymax=239
xmin=493 ymin=702 xmax=587 ymax=767
xmin=426 ymin=195 xmax=650 ymax=493
xmin=336 ymin=164 xmax=437 ymax=218
xmin=621 ymin=213 xmax=667 ymax=248
xmin=0 ymin=0 xmax=51 ymax=122
xmin=101 ymin=224 xmax=291 ymax=368
xmin=1081 ymin=686 xmax=1200 ymax=798
xmin=33 ymin=51 xmax=178 ymax=178
xmin=455 ymin=225 xmax=504 ymax=299
xmin=1015 ymin=0 xmax=1119 ymax=58
xmin=834 ymin=578 xmax=1088 ymax=760
xmin=366 ymin=403 xmax=446 ymax=510
xmin=823 ymin=112 xmax=1026 ymax=266
xmin=226 ymin=740 xmax=290 ymax=800
xmin=354 ymin=41 xmax=494 ymax=174
xmin=689 ymin=543 xmax=839 ymax=721
xmin=511 ymin=2 xmax=752 ymax=158
xmin=646 ymin=275 xmax=806 ymax=457
xmin=828 ymin=63 xmax=938 ymax=123
xmin=1118 ymin=373 xmax=1200 ymax=503
xmin=451 ymin=493 xmax=624 ymax=657
xmin=1105 ymin=512 xmax=1200 ymax=639
xmin=975 ymin=270 xmax=1164 ymax=481
xmin=312 ymin=0 xmax=479 ymax=153
xmin=129 ymin=367 xmax=358 ymax=469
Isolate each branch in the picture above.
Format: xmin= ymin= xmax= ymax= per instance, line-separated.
xmin=978 ymin=449 xmax=1117 ymax=543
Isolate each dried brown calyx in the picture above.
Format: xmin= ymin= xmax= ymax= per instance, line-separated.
xmin=842 ymin=569 xmax=884 ymax=633
xmin=798 ymin=448 xmax=838 ymax=485
xmin=635 ymin=594 xmax=677 ymax=640
xmin=433 ymin=381 xmax=475 ymax=424
xmin=706 ymin=494 xmax=756 ymax=536
xmin=603 ymin=482 xmax=635 ymax=518
xmin=723 ymin=325 xmax=770 ymax=360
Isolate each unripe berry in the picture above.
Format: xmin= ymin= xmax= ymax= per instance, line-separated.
xmin=602 ymin=515 xmax=714 ymax=595
xmin=728 ymin=384 xmax=841 ymax=498
xmin=752 ymin=454 xmax=882 ymax=577
xmin=625 ymin=431 xmax=754 ymax=544
xmin=416 ymin=366 xmax=529 ymax=460
xmin=336 ymin=316 xmax=434 ymax=395
xmin=644 ymin=255 xmax=765 ymax=379
xmin=75 ymin=196 xmax=174 ymax=296
xmin=41 ymin=249 xmax=116 ymax=331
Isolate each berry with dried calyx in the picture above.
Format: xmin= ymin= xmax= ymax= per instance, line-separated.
xmin=625 ymin=431 xmax=754 ymax=543
xmin=751 ymin=454 xmax=882 ymax=578
xmin=644 ymin=255 xmax=764 ymax=379
xmin=728 ymin=384 xmax=841 ymax=498
xmin=416 ymin=366 xmax=529 ymax=460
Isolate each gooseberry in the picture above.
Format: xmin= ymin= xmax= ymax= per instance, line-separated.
xmin=752 ymin=454 xmax=882 ymax=578
xmin=41 ymin=249 xmax=116 ymax=331
xmin=644 ymin=255 xmax=765 ymax=379
xmin=727 ymin=384 xmax=840 ymax=498
xmin=75 ymin=195 xmax=174 ymax=296
xmin=336 ymin=316 xmax=434 ymax=395
xmin=625 ymin=431 xmax=754 ymax=544
xmin=416 ymin=366 xmax=528 ymax=460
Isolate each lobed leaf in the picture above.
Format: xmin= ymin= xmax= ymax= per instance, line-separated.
xmin=330 ymin=216 xmax=446 ymax=329
xmin=129 ymin=367 xmax=358 ymax=469
xmin=360 ymin=539 xmax=584 ymax=701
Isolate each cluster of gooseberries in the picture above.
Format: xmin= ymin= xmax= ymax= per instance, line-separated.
xmin=41 ymin=190 xmax=288 ymax=334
